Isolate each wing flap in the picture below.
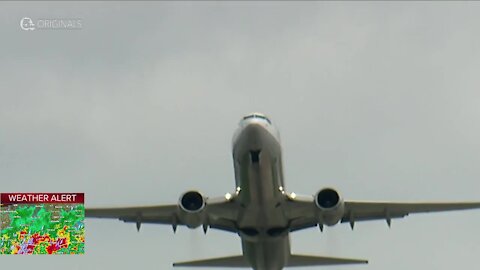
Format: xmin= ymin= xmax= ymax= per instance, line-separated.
xmin=173 ymin=255 xmax=249 ymax=268
xmin=288 ymin=254 xmax=368 ymax=266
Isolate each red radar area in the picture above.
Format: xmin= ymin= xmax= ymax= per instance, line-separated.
xmin=0 ymin=192 xmax=85 ymax=255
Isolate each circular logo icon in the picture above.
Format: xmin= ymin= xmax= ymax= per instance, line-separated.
xmin=20 ymin=17 xmax=35 ymax=31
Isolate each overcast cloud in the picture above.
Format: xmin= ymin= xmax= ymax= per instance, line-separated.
xmin=1 ymin=2 xmax=480 ymax=270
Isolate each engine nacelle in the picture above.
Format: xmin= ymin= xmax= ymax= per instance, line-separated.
xmin=315 ymin=188 xmax=345 ymax=226
xmin=178 ymin=191 xmax=206 ymax=228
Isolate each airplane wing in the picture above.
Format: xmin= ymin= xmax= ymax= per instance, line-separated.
xmin=341 ymin=201 xmax=480 ymax=227
xmin=285 ymin=195 xmax=480 ymax=230
xmin=86 ymin=196 xmax=239 ymax=233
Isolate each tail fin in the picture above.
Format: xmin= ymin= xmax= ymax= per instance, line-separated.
xmin=288 ymin=254 xmax=368 ymax=267
xmin=173 ymin=255 xmax=249 ymax=268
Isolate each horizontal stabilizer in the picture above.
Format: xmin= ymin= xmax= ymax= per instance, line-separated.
xmin=288 ymin=254 xmax=368 ymax=267
xmin=173 ymin=255 xmax=249 ymax=268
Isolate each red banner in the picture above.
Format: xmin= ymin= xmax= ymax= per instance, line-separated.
xmin=1 ymin=193 xmax=84 ymax=204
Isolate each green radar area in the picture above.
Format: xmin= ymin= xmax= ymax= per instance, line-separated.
xmin=0 ymin=193 xmax=84 ymax=254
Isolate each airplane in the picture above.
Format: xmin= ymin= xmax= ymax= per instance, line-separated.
xmin=86 ymin=112 xmax=480 ymax=270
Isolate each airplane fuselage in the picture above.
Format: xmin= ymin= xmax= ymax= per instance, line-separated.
xmin=232 ymin=114 xmax=290 ymax=270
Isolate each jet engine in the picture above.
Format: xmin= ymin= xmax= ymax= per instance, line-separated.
xmin=178 ymin=191 xmax=206 ymax=228
xmin=315 ymin=188 xmax=345 ymax=226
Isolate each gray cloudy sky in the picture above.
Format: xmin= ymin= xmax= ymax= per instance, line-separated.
xmin=1 ymin=2 xmax=480 ymax=270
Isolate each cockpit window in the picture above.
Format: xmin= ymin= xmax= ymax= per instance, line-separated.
xmin=243 ymin=113 xmax=272 ymax=124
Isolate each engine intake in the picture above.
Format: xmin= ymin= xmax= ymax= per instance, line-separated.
xmin=178 ymin=191 xmax=206 ymax=228
xmin=180 ymin=191 xmax=205 ymax=213
xmin=315 ymin=188 xmax=345 ymax=226
xmin=316 ymin=188 xmax=341 ymax=209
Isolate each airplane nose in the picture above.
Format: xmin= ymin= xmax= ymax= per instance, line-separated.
xmin=232 ymin=113 xmax=280 ymax=152
xmin=238 ymin=117 xmax=278 ymax=144
xmin=237 ymin=121 xmax=271 ymax=150
xmin=244 ymin=121 xmax=266 ymax=135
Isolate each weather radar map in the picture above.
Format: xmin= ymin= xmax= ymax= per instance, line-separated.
xmin=0 ymin=193 xmax=84 ymax=254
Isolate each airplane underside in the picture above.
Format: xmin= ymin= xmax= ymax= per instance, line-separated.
xmin=86 ymin=113 xmax=480 ymax=270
